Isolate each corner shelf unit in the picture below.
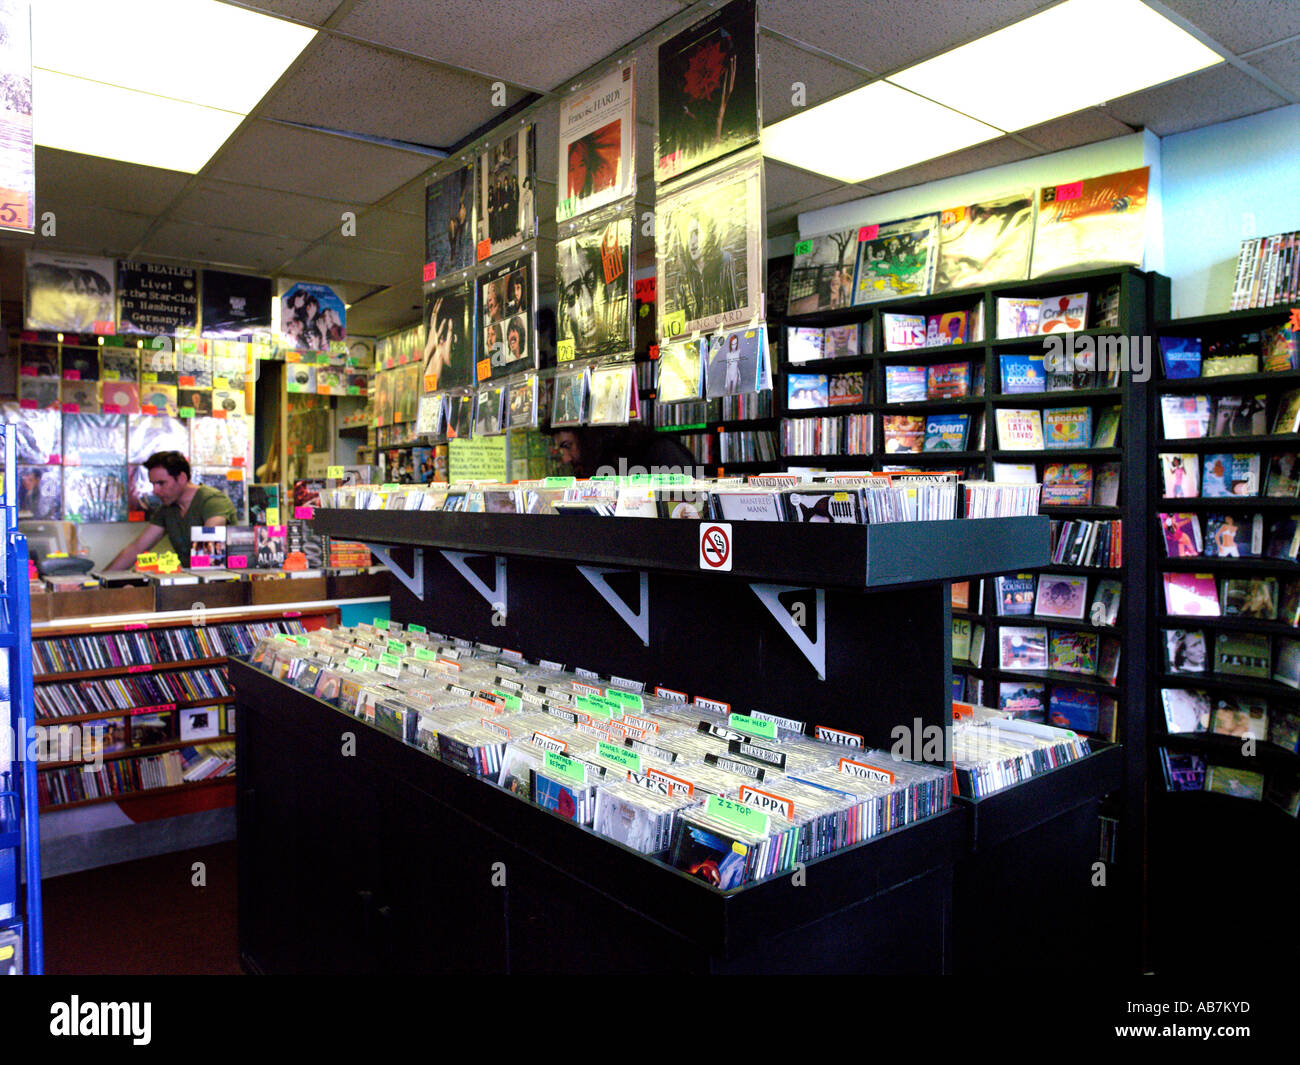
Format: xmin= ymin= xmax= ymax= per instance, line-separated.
xmin=1147 ymin=303 xmax=1300 ymax=973
xmin=30 ymin=605 xmax=341 ymax=811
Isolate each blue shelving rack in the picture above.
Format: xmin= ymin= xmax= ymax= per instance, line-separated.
xmin=1 ymin=423 xmax=43 ymax=974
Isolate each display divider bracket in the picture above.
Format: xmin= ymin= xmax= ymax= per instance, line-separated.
xmin=440 ymin=550 xmax=508 ymax=617
xmin=750 ymin=583 xmax=826 ymax=680
xmin=576 ymin=565 xmax=649 ymax=646
xmin=367 ymin=544 xmax=425 ymax=601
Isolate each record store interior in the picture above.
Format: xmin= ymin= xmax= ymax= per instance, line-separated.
xmin=0 ymin=0 xmax=1298 ymax=979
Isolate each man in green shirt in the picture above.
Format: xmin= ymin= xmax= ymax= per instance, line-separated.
xmin=108 ymin=451 xmax=237 ymax=569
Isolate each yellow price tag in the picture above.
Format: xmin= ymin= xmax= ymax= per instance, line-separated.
xmin=226 ymin=469 xmax=244 ymax=481
xmin=327 ymin=466 xmax=344 ymax=479
xmin=47 ymin=551 xmax=68 ymax=559
xmin=661 ymin=310 xmax=687 ymax=339
xmin=267 ymin=508 xmax=280 ymax=525
xmin=136 ymin=552 xmax=158 ymax=567
xmin=157 ymin=557 xmax=181 ymax=574
xmin=214 ymin=376 xmax=229 ymax=389
xmin=556 ymin=339 xmax=575 ymax=363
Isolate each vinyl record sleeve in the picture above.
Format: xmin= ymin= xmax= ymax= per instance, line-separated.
xmin=117 ymin=261 xmax=198 ymax=336
xmin=704 ymin=326 xmax=762 ymax=398
xmin=196 ymin=469 xmax=247 ymax=523
xmin=506 ymin=374 xmax=538 ymax=430
xmin=550 ymin=368 xmax=589 ymax=427
xmin=588 ymin=365 xmax=634 ymax=425
xmin=16 ymin=465 xmax=61 ymax=520
xmin=557 ymin=61 xmax=636 ymax=222
xmin=25 ymin=251 xmax=116 ymax=333
xmin=18 ymin=376 xmax=59 ymax=411
xmin=934 ymin=192 xmax=1034 ymax=292
xmin=201 ymin=270 xmax=273 ymax=339
xmin=656 ymin=339 xmax=704 ymax=403
xmin=1 ymin=406 xmax=60 ymax=464
xmin=279 ymin=281 xmax=346 ymax=352
xmin=422 ymin=280 xmax=474 ymax=392
xmin=127 ymin=414 xmax=189 ymax=465
xmin=99 ymin=380 xmax=141 ymax=414
xmin=63 ymin=465 xmax=127 ymax=523
xmin=63 ymin=413 xmax=126 ymax=465
xmin=556 ymin=214 xmax=633 ymax=363
xmin=1032 ymin=167 xmax=1149 ymax=278
xmin=477 ymin=254 xmax=535 ymax=381
xmin=60 ymin=379 xmax=100 ymax=413
xmin=787 ymin=230 xmax=858 ymax=314
xmin=478 ymin=123 xmax=536 ymax=259
xmin=19 ymin=342 xmax=59 ymax=377
xmin=656 ymin=0 xmax=759 ymax=183
xmin=656 ymin=152 xmax=763 ymax=339
xmin=851 ymin=214 xmax=940 ymax=305
xmin=474 ymin=386 xmax=505 ymax=436
xmin=424 ymin=162 xmax=478 ymax=278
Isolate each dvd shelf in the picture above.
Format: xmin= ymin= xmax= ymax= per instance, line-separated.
xmin=30 ymin=606 xmax=339 ymax=811
xmin=1148 ymin=302 xmax=1300 ymax=969
xmin=782 ymin=265 xmax=1162 ymax=961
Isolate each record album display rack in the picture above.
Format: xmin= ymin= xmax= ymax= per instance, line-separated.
xmin=1 ymin=424 xmax=43 ymax=974
xmin=233 ymin=510 xmax=1128 ymax=972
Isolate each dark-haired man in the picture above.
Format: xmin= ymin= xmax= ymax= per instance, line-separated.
xmin=107 ymin=451 xmax=236 ymax=569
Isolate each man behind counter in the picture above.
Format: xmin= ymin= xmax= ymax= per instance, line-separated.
xmin=107 ymin=451 xmax=237 ymax=570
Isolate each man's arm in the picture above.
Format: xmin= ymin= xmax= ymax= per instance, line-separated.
xmin=107 ymin=523 xmax=165 ymax=572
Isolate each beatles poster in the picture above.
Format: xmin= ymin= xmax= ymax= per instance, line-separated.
xmin=117 ymin=261 xmax=199 ymax=335
xmin=201 ymin=269 xmax=272 ymax=339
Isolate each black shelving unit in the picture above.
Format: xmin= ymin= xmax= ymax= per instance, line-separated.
xmin=1147 ymin=304 xmax=1300 ymax=973
xmin=227 ymin=510 xmax=1152 ymax=973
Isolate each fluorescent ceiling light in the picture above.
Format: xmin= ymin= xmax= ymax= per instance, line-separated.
xmin=31 ymin=0 xmax=316 ymax=172
xmin=762 ymin=80 xmax=1002 ymax=184
xmin=891 ymin=0 xmax=1223 ymax=132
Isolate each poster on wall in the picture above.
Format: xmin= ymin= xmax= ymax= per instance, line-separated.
xmin=557 ymin=61 xmax=635 ymax=222
xmin=422 ymin=279 xmax=473 ymax=392
xmin=424 ymin=162 xmax=477 ymax=280
xmin=478 ymin=123 xmax=536 ymax=260
xmin=556 ymin=213 xmax=633 ymax=363
xmin=851 ymin=214 xmax=940 ymax=306
xmin=787 ymin=230 xmax=858 ymax=315
xmin=1031 ymin=167 xmax=1150 ymax=278
xmin=656 ymin=0 xmax=759 ymax=184
xmin=117 ymin=261 xmax=199 ymax=335
xmin=934 ymin=191 xmax=1034 ymax=293
xmin=201 ymin=270 xmax=272 ymax=339
xmin=0 ymin=0 xmax=34 ymax=235
xmin=24 ymin=252 xmax=116 ymax=333
xmin=278 ymin=281 xmax=346 ymax=351
xmin=477 ymin=254 xmax=534 ymax=381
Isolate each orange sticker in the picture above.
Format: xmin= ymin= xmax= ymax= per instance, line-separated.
xmin=476 ymin=239 xmax=491 ymax=261
xmin=476 ymin=358 xmax=491 ymax=380
xmin=226 ymin=469 xmax=244 ymax=481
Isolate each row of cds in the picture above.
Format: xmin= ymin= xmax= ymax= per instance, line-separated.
xmin=33 ymin=668 xmax=232 ymax=720
xmin=251 ymin=620 xmax=1089 ymax=890
xmin=32 ymin=620 xmax=306 ymax=676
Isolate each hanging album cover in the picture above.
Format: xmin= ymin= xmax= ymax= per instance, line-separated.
xmin=117 ymin=261 xmax=198 ymax=335
xmin=201 ymin=270 xmax=272 ymax=339
xmin=424 ymin=162 xmax=478 ymax=279
xmin=20 ymin=342 xmax=58 ymax=377
xmin=558 ymin=61 xmax=636 ymax=222
xmin=477 ymin=254 xmax=535 ymax=381
xmin=127 ymin=414 xmax=189 ymax=464
xmin=506 ymin=374 xmax=538 ymax=430
xmin=656 ymin=153 xmax=763 ymax=338
xmin=852 ymin=214 xmax=940 ymax=305
xmin=588 ymin=365 xmax=634 ymax=425
xmin=2 ymin=405 xmax=61 ymax=464
xmin=63 ymin=413 xmax=126 ymax=465
xmin=18 ymin=376 xmax=58 ymax=411
xmin=551 ymin=368 xmax=589 ymax=427
xmin=60 ymin=379 xmax=100 ymax=413
xmin=416 ymin=393 xmax=446 ymax=439
xmin=196 ymin=470 xmax=247 ymax=523
xmin=60 ymin=345 xmax=100 ymax=382
xmin=25 ymin=251 xmax=116 ymax=334
xmin=656 ymin=0 xmax=759 ymax=183
xmin=1032 ymin=167 xmax=1149 ymax=278
xmin=656 ymin=339 xmax=704 ymax=403
xmin=474 ymin=386 xmax=505 ymax=436
xmin=99 ymin=380 xmax=141 ymax=415
xmin=557 ymin=213 xmax=633 ymax=363
xmin=140 ymin=384 xmax=178 ymax=417
xmin=478 ymin=123 xmax=536 ymax=259
xmin=934 ymin=192 xmax=1034 ymax=292
xmin=421 ymin=280 xmax=474 ymax=392
xmin=0 ymin=0 xmax=34 ymax=234
xmin=100 ymin=347 xmax=140 ymax=382
xmin=704 ymin=325 xmax=764 ymax=398
xmin=63 ymin=465 xmax=127 ymax=523
xmin=279 ymin=281 xmax=346 ymax=352
xmin=17 ymin=466 xmax=60 ymax=520
xmin=787 ymin=230 xmax=858 ymax=314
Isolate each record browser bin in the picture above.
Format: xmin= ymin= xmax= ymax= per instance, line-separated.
xmin=230 ymin=508 xmax=1132 ymax=973
xmin=1 ymin=424 xmax=44 ymax=974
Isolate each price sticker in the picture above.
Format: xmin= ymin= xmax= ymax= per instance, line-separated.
xmin=661 ymin=309 xmax=687 ymax=339
xmin=556 ymin=339 xmax=575 ymax=362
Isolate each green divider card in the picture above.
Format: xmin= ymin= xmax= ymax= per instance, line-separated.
xmin=408 ymin=623 xmax=427 ymax=634
xmin=543 ymin=751 xmax=586 ymax=785
xmin=575 ymin=695 xmax=622 ymax=719
xmin=179 ymin=406 xmax=195 ymax=419
xmin=385 ymin=640 xmax=406 ymax=655
xmin=375 ymin=618 xmax=390 ymax=630
xmin=358 ymin=659 xmax=378 ymax=672
xmin=597 ymin=741 xmax=641 ymax=773
xmin=729 ymin=713 xmax=777 ymax=740
xmin=345 ymin=657 xmax=366 ymax=671
xmin=293 ymin=636 xmax=309 ymax=646
xmin=706 ymin=794 xmax=770 ymax=837
xmin=380 ymin=483 xmax=400 ymax=492
xmin=491 ymin=690 xmax=523 ymax=712
xmin=606 ymin=690 xmax=644 ymax=711
xmin=379 ymin=653 xmax=402 ymax=669
xmin=794 ymin=239 xmax=814 ymax=256
xmin=414 ymin=647 xmax=436 ymax=661
xmin=543 ymin=476 xmax=576 ymax=487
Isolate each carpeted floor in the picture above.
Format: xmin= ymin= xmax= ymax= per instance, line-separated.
xmin=40 ymin=841 xmax=242 ymax=975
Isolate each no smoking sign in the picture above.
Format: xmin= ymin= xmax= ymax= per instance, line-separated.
xmin=699 ymin=523 xmax=732 ymax=571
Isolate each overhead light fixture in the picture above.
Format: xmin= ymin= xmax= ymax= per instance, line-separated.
xmin=890 ymin=0 xmax=1223 ymax=132
xmin=762 ymin=80 xmax=1002 ymax=184
xmin=31 ymin=0 xmax=316 ymax=172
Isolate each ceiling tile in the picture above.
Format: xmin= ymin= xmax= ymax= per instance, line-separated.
xmin=1162 ymin=0 xmax=1300 ymax=54
xmin=764 ymin=159 xmax=842 ymax=209
xmin=260 ymin=35 xmax=523 ymax=147
xmin=759 ymin=0 xmax=1054 ymax=75
xmin=1105 ymin=63 xmax=1287 ymax=135
xmin=759 ymin=33 xmax=869 ymax=125
xmin=344 ymin=278 xmax=426 ymax=336
xmin=15 ymin=202 xmax=156 ymax=256
xmin=1018 ymin=109 xmax=1136 ymax=151
xmin=228 ymin=1 xmax=343 ymax=24
xmin=170 ymin=180 xmax=353 ymax=241
xmin=789 ymin=182 xmax=878 ymax=231
xmin=866 ymin=136 xmax=1036 ymax=193
xmin=203 ymin=120 xmax=431 ymax=203
xmin=139 ymin=221 xmax=311 ymax=273
xmin=282 ymin=243 xmax=414 ymax=287
xmin=324 ymin=208 xmax=424 ymax=260
xmin=34 ymin=147 xmax=192 ymax=216
xmin=1244 ymin=41 xmax=1300 ymax=98
xmin=380 ymin=179 xmax=428 ymax=217
xmin=337 ymin=0 xmax=684 ymax=91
